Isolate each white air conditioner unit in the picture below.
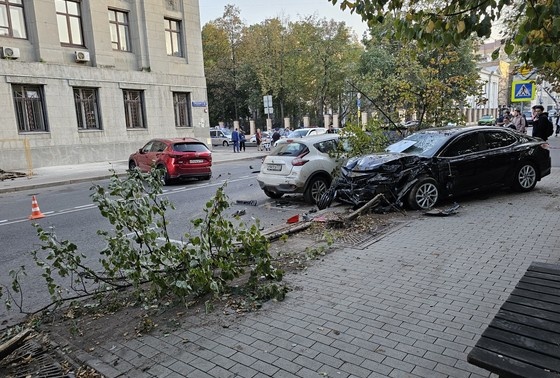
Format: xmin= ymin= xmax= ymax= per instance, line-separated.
xmin=1 ymin=46 xmax=20 ymax=59
xmin=75 ymin=50 xmax=90 ymax=62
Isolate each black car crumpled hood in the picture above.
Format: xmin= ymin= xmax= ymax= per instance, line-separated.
xmin=323 ymin=153 xmax=429 ymax=210
xmin=343 ymin=153 xmax=411 ymax=173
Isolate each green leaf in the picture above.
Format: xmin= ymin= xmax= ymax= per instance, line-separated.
xmin=504 ymin=42 xmax=514 ymax=55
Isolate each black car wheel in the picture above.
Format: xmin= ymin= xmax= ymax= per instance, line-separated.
xmin=407 ymin=177 xmax=439 ymax=210
xmin=304 ymin=176 xmax=330 ymax=204
xmin=264 ymin=189 xmax=283 ymax=199
xmin=200 ymin=175 xmax=211 ymax=181
xmin=222 ymin=141 xmax=229 ymax=147
xmin=512 ymin=162 xmax=537 ymax=192
xmin=128 ymin=160 xmax=137 ymax=170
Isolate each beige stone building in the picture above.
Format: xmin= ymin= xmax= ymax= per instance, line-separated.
xmin=0 ymin=0 xmax=209 ymax=171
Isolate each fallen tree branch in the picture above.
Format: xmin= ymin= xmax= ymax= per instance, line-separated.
xmin=345 ymin=194 xmax=385 ymax=222
xmin=0 ymin=328 xmax=32 ymax=361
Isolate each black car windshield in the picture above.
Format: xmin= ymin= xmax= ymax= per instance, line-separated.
xmin=386 ymin=131 xmax=452 ymax=156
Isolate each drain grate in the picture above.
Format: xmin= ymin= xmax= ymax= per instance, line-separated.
xmin=0 ymin=338 xmax=71 ymax=378
xmin=335 ymin=221 xmax=404 ymax=250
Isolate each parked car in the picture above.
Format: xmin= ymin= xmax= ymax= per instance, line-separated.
xmin=477 ymin=115 xmax=496 ymax=126
xmin=319 ymin=126 xmax=551 ymax=210
xmin=257 ymin=134 xmax=345 ymax=204
xmin=210 ymin=129 xmax=232 ymax=146
xmin=128 ymin=138 xmax=212 ymax=185
xmin=287 ymin=127 xmax=328 ymax=138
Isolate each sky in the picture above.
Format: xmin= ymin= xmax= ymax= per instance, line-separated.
xmin=199 ymin=0 xmax=369 ymax=37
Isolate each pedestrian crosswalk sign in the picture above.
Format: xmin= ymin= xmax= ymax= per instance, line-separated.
xmin=511 ymin=80 xmax=536 ymax=102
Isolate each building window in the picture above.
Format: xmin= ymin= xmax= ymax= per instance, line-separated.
xmin=74 ymin=87 xmax=101 ymax=130
xmin=164 ymin=18 xmax=182 ymax=57
xmin=13 ymin=84 xmax=48 ymax=132
xmin=0 ymin=0 xmax=27 ymax=39
xmin=109 ymin=9 xmax=130 ymax=51
xmin=123 ymin=89 xmax=146 ymax=129
xmin=55 ymin=0 xmax=83 ymax=46
xmin=173 ymin=92 xmax=192 ymax=127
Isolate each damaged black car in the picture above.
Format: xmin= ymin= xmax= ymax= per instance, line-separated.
xmin=318 ymin=126 xmax=551 ymax=210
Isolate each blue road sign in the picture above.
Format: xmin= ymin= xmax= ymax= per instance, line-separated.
xmin=511 ymin=80 xmax=535 ymax=102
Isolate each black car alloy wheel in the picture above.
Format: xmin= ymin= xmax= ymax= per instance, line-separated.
xmin=407 ymin=177 xmax=439 ymax=210
xmin=512 ymin=162 xmax=537 ymax=192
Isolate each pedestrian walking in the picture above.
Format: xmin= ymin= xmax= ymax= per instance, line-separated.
xmin=504 ymin=115 xmax=516 ymax=130
xmin=495 ymin=109 xmax=510 ymax=127
xmin=231 ymin=128 xmax=240 ymax=152
xmin=239 ymin=130 xmax=246 ymax=152
xmin=512 ymin=109 xmax=527 ymax=133
xmin=531 ymin=105 xmax=554 ymax=141
xmin=255 ymin=128 xmax=262 ymax=151
xmin=271 ymin=129 xmax=281 ymax=147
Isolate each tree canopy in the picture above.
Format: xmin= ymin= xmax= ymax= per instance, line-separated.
xmin=329 ymin=0 xmax=560 ymax=86
xmin=202 ymin=5 xmax=481 ymax=129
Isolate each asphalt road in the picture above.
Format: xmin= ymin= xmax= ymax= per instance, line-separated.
xmin=0 ymin=158 xmax=316 ymax=326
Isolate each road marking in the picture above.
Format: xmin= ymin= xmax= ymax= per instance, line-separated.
xmin=0 ymin=176 xmax=258 ymax=227
xmin=74 ymin=204 xmax=97 ymax=209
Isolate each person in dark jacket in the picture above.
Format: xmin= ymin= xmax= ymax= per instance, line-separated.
xmin=239 ymin=130 xmax=246 ymax=152
xmin=532 ymin=105 xmax=553 ymax=141
xmin=271 ymin=129 xmax=281 ymax=145
xmin=231 ymin=128 xmax=240 ymax=152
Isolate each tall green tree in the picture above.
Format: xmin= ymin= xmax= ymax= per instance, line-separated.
xmin=202 ymin=5 xmax=246 ymax=126
xmin=328 ymin=0 xmax=560 ymax=87
xmin=356 ymin=22 xmax=480 ymax=127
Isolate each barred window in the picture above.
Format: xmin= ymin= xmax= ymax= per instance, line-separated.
xmin=173 ymin=92 xmax=192 ymax=127
xmin=74 ymin=87 xmax=101 ymax=130
xmin=0 ymin=0 xmax=27 ymax=39
xmin=13 ymin=84 xmax=48 ymax=132
xmin=108 ymin=8 xmax=130 ymax=51
xmin=164 ymin=18 xmax=182 ymax=57
xmin=55 ymin=0 xmax=83 ymax=46
xmin=123 ymin=89 xmax=146 ymax=129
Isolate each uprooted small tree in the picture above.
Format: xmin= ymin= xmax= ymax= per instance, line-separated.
xmin=1 ymin=168 xmax=287 ymax=317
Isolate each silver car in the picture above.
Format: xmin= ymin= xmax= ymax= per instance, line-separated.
xmin=210 ymin=129 xmax=232 ymax=146
xmin=257 ymin=134 xmax=344 ymax=204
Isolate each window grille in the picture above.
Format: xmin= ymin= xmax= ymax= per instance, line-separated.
xmin=13 ymin=84 xmax=48 ymax=132
xmin=123 ymin=89 xmax=146 ymax=129
xmin=74 ymin=87 xmax=101 ymax=130
xmin=173 ymin=92 xmax=192 ymax=127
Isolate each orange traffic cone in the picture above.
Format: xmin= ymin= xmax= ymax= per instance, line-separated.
xmin=28 ymin=195 xmax=45 ymax=220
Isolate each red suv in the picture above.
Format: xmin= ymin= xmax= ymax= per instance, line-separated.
xmin=129 ymin=138 xmax=212 ymax=184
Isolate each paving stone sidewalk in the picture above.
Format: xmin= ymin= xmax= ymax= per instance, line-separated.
xmin=71 ymin=170 xmax=560 ymax=378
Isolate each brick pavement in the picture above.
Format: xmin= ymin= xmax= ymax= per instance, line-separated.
xmin=76 ymin=169 xmax=560 ymax=378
